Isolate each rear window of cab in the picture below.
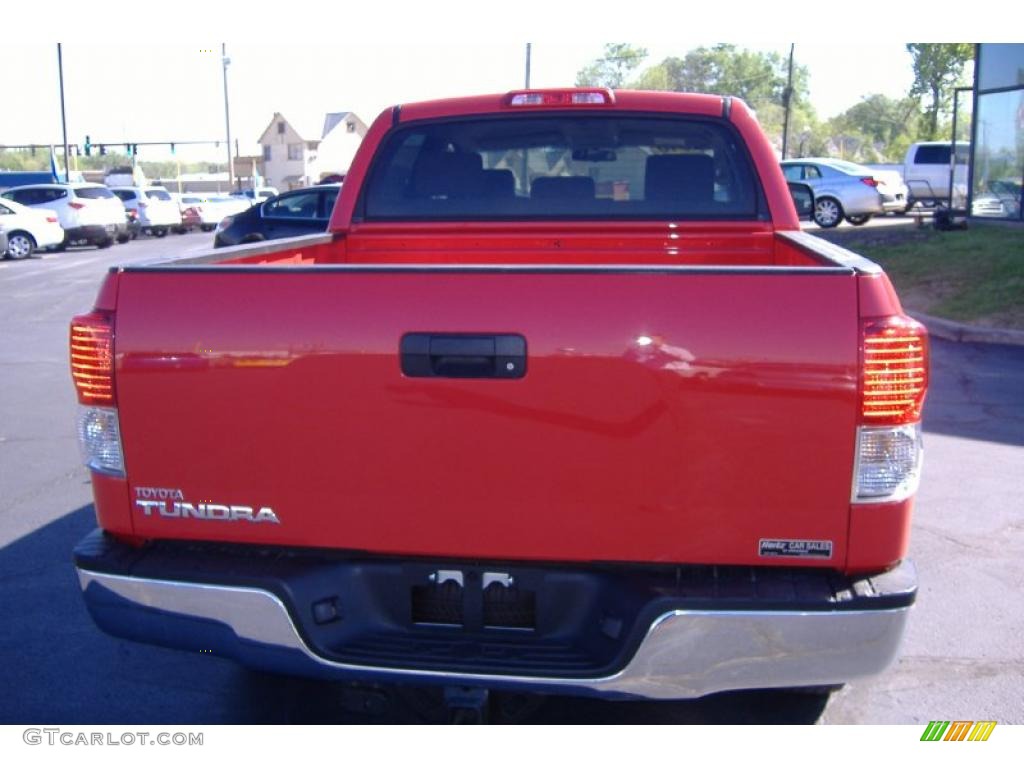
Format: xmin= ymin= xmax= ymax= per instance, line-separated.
xmin=75 ymin=187 xmax=116 ymax=200
xmin=361 ymin=114 xmax=763 ymax=221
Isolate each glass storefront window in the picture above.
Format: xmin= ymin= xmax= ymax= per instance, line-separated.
xmin=978 ymin=44 xmax=1024 ymax=92
xmin=971 ymin=90 xmax=1024 ymax=220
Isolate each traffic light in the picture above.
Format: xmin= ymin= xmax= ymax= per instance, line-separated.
xmin=84 ymin=135 xmax=92 ymax=156
xmin=99 ymin=144 xmax=107 ymax=156
xmin=170 ymin=143 xmax=176 ymax=155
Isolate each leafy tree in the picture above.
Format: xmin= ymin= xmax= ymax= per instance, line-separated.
xmin=575 ymin=44 xmax=649 ymax=88
xmin=828 ymin=94 xmax=923 ymax=161
xmin=907 ymin=43 xmax=974 ymax=140
xmin=621 ymin=44 xmax=812 ymax=148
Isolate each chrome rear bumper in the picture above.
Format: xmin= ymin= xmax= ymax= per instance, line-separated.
xmin=77 ymin=565 xmax=912 ymax=700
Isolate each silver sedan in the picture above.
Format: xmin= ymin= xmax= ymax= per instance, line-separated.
xmin=781 ymin=158 xmax=885 ymax=228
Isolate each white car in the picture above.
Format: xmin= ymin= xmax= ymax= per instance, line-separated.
xmin=0 ymin=183 xmax=126 ymax=249
xmin=865 ymin=169 xmax=910 ymax=214
xmin=0 ymin=197 xmax=66 ymax=258
xmin=110 ymin=186 xmax=182 ymax=237
xmin=230 ymin=187 xmax=280 ymax=207
xmin=176 ymin=194 xmax=241 ymax=232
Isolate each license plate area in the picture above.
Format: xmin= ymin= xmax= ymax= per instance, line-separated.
xmin=411 ymin=569 xmax=536 ymax=631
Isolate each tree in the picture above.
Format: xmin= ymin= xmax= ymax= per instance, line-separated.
xmin=907 ymin=43 xmax=974 ymax=140
xmin=624 ymin=45 xmax=813 ymax=146
xmin=829 ymin=94 xmax=923 ymax=161
xmin=575 ymin=44 xmax=648 ymax=88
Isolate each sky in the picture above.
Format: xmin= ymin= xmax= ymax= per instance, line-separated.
xmin=2 ymin=2 xmax=1014 ymax=165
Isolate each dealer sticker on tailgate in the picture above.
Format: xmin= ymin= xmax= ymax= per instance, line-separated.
xmin=759 ymin=539 xmax=833 ymax=559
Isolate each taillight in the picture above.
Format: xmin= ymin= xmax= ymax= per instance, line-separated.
xmin=853 ymin=316 xmax=929 ymax=503
xmin=46 ymin=215 xmax=58 ymax=223
xmin=68 ymin=201 xmax=86 ymax=210
xmin=70 ymin=312 xmax=114 ymax=405
xmin=70 ymin=311 xmax=124 ymax=476
xmin=861 ymin=316 xmax=928 ymax=425
xmin=860 ymin=177 xmax=879 ymax=188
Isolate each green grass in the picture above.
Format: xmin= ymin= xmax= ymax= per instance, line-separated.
xmin=822 ymin=224 xmax=1024 ymax=327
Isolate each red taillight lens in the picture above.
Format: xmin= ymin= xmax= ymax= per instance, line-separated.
xmin=46 ymin=215 xmax=58 ymax=223
xmin=68 ymin=201 xmax=86 ymax=210
xmin=860 ymin=177 xmax=879 ymax=188
xmin=70 ymin=312 xmax=114 ymax=405
xmin=861 ymin=317 xmax=928 ymax=425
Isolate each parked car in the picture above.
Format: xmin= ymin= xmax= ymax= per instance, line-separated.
xmin=780 ymin=158 xmax=884 ymax=227
xmin=0 ymin=183 xmax=126 ymax=249
xmin=229 ymin=187 xmax=280 ymax=206
xmin=214 ymin=184 xmax=340 ymax=247
xmin=867 ymin=141 xmax=970 ymax=209
xmin=176 ymin=201 xmax=204 ymax=233
xmin=176 ymin=194 xmax=245 ymax=232
xmin=971 ymin=179 xmax=1022 ymax=219
xmin=0 ymin=196 xmax=66 ymax=258
xmin=209 ymin=194 xmax=252 ymax=217
xmin=110 ymin=186 xmax=182 ymax=237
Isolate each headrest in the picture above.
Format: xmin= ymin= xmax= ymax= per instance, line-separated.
xmin=644 ymin=154 xmax=715 ymax=203
xmin=412 ymin=150 xmax=484 ymax=199
xmin=481 ymin=169 xmax=515 ymax=199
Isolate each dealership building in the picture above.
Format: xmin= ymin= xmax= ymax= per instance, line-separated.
xmin=969 ymin=44 xmax=1024 ymax=221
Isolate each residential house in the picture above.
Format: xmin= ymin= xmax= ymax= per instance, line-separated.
xmin=257 ymin=111 xmax=368 ymax=191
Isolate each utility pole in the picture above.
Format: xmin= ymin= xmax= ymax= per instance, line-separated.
xmin=57 ymin=44 xmax=70 ymax=181
xmin=221 ymin=43 xmax=235 ymax=191
xmin=781 ymin=44 xmax=794 ymax=160
xmin=525 ymin=43 xmax=532 ymax=88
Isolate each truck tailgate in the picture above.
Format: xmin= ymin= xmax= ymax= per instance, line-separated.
xmin=113 ymin=267 xmax=859 ymax=566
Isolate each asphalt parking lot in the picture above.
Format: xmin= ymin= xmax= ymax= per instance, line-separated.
xmin=0 ymin=230 xmax=1021 ymax=724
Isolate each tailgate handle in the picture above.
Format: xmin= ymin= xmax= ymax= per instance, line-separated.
xmin=400 ymin=334 xmax=526 ymax=379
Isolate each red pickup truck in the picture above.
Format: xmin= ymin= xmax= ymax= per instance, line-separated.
xmin=71 ymin=89 xmax=925 ymax=705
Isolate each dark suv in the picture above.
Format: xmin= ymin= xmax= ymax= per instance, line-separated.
xmin=213 ymin=184 xmax=340 ymax=248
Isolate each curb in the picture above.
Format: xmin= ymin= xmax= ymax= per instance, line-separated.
xmin=908 ymin=311 xmax=1024 ymax=347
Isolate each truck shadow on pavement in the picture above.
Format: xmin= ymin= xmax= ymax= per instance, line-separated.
xmin=0 ymin=504 xmax=829 ymax=725
xmin=922 ymin=338 xmax=1024 ymax=447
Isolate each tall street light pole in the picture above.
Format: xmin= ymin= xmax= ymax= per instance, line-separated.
xmin=525 ymin=43 xmax=532 ymax=88
xmin=57 ymin=44 xmax=70 ymax=181
xmin=781 ymin=44 xmax=795 ymax=160
xmin=222 ymin=43 xmax=235 ymax=191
